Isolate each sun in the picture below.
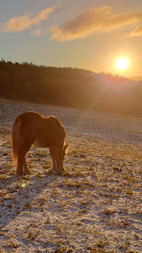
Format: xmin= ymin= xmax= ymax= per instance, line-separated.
xmin=116 ymin=57 xmax=129 ymax=71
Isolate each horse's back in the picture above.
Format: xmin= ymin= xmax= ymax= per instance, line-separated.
xmin=38 ymin=115 xmax=66 ymax=148
xmin=17 ymin=111 xmax=41 ymax=121
xmin=46 ymin=116 xmax=65 ymax=132
xmin=14 ymin=111 xmax=41 ymax=142
xmin=14 ymin=111 xmax=66 ymax=148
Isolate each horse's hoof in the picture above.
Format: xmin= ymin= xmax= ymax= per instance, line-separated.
xmin=16 ymin=174 xmax=23 ymax=178
xmin=45 ymin=168 xmax=54 ymax=175
xmin=16 ymin=171 xmax=23 ymax=177
xmin=24 ymin=170 xmax=31 ymax=175
xmin=62 ymin=171 xmax=70 ymax=176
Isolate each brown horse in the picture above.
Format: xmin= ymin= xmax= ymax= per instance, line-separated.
xmin=12 ymin=111 xmax=68 ymax=176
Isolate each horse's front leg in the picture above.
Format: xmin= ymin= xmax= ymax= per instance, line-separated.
xmin=49 ymin=147 xmax=65 ymax=173
xmin=49 ymin=147 xmax=58 ymax=170
xmin=56 ymin=157 xmax=65 ymax=172
xmin=55 ymin=148 xmax=65 ymax=172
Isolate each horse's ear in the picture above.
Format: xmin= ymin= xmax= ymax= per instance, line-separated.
xmin=64 ymin=144 xmax=68 ymax=153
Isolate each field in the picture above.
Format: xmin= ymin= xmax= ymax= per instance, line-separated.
xmin=0 ymin=99 xmax=142 ymax=253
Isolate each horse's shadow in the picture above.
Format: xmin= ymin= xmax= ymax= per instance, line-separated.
xmin=0 ymin=169 xmax=71 ymax=229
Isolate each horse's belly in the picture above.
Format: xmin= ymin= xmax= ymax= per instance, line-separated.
xmin=33 ymin=137 xmax=53 ymax=148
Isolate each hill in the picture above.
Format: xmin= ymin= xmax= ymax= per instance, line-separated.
xmin=0 ymin=60 xmax=142 ymax=115
xmin=0 ymin=99 xmax=142 ymax=252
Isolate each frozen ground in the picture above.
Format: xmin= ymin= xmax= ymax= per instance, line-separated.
xmin=0 ymin=99 xmax=142 ymax=253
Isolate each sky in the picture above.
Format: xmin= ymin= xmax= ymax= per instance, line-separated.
xmin=0 ymin=0 xmax=142 ymax=79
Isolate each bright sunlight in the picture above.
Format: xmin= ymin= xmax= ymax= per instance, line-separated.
xmin=116 ymin=57 xmax=129 ymax=71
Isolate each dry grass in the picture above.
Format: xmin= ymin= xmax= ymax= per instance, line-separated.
xmin=0 ymin=99 xmax=142 ymax=253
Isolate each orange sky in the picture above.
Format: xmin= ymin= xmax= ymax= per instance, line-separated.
xmin=0 ymin=0 xmax=142 ymax=79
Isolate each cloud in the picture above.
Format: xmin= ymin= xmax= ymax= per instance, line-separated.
xmin=30 ymin=28 xmax=49 ymax=37
xmin=50 ymin=6 xmax=142 ymax=41
xmin=0 ymin=7 xmax=54 ymax=32
xmin=31 ymin=29 xmax=41 ymax=37
xmin=130 ymin=24 xmax=142 ymax=37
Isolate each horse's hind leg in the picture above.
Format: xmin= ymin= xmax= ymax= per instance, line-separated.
xmin=23 ymin=156 xmax=31 ymax=175
xmin=16 ymin=149 xmax=24 ymax=176
xmin=16 ymin=143 xmax=32 ymax=176
xmin=22 ymin=143 xmax=33 ymax=175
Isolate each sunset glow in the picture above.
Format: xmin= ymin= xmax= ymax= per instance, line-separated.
xmin=116 ymin=58 xmax=129 ymax=71
xmin=0 ymin=0 xmax=141 ymax=78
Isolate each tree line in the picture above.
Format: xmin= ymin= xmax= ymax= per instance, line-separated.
xmin=0 ymin=60 xmax=142 ymax=115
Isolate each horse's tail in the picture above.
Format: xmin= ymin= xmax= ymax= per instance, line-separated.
xmin=12 ymin=117 xmax=21 ymax=164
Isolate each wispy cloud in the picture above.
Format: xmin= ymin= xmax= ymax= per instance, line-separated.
xmin=0 ymin=7 xmax=54 ymax=32
xmin=130 ymin=24 xmax=142 ymax=37
xmin=50 ymin=6 xmax=142 ymax=41
xmin=31 ymin=29 xmax=41 ymax=37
